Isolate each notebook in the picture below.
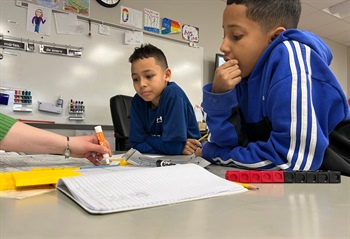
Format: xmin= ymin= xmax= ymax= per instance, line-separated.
xmin=56 ymin=164 xmax=247 ymax=214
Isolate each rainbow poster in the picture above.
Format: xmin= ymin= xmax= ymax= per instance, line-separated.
xmin=120 ymin=6 xmax=143 ymax=29
xmin=161 ymin=18 xmax=180 ymax=35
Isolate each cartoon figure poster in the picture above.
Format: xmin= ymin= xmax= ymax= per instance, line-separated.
xmin=26 ymin=3 xmax=52 ymax=35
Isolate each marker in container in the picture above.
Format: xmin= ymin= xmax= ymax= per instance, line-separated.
xmin=94 ymin=126 xmax=110 ymax=165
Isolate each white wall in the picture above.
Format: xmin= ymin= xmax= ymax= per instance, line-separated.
xmin=88 ymin=0 xmax=226 ymax=84
xmin=88 ymin=0 xmax=348 ymax=93
xmin=0 ymin=0 xmax=204 ymax=125
xmin=3 ymin=0 xmax=349 ymax=106
xmin=8 ymin=0 xmax=348 ymax=94
xmin=324 ymin=39 xmax=348 ymax=96
xmin=348 ymin=46 xmax=350 ymax=99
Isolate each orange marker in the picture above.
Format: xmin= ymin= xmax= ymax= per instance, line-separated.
xmin=94 ymin=126 xmax=110 ymax=165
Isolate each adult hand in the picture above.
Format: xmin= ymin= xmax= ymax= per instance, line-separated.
xmin=69 ymin=135 xmax=112 ymax=165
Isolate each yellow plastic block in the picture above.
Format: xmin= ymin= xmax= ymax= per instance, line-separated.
xmin=0 ymin=172 xmax=16 ymax=190
xmin=31 ymin=167 xmax=80 ymax=171
xmin=12 ymin=170 xmax=82 ymax=187
xmin=110 ymin=158 xmax=131 ymax=166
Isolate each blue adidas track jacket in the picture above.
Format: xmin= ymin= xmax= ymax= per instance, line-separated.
xmin=201 ymin=29 xmax=350 ymax=171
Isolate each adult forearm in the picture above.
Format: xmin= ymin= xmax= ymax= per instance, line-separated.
xmin=0 ymin=121 xmax=66 ymax=154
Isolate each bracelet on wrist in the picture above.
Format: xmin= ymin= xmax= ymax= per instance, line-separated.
xmin=64 ymin=136 xmax=70 ymax=159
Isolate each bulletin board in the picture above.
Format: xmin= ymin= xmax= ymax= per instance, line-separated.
xmin=0 ymin=1 xmax=203 ymax=125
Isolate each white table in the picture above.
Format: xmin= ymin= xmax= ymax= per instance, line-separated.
xmin=1 ymin=165 xmax=349 ymax=238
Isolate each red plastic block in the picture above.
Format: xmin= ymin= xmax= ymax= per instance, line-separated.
xmin=225 ymin=170 xmax=253 ymax=182
xmin=225 ymin=171 xmax=241 ymax=182
xmin=225 ymin=170 xmax=340 ymax=183
xmin=226 ymin=170 xmax=284 ymax=183
xmin=261 ymin=171 xmax=274 ymax=182
xmin=239 ymin=171 xmax=252 ymax=182
xmin=272 ymin=171 xmax=284 ymax=182
xmin=250 ymin=171 xmax=262 ymax=182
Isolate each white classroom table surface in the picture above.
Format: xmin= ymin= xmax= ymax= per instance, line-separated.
xmin=1 ymin=165 xmax=349 ymax=239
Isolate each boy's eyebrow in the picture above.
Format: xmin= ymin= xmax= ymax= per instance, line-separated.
xmin=131 ymin=69 xmax=154 ymax=75
xmin=226 ymin=24 xmax=242 ymax=29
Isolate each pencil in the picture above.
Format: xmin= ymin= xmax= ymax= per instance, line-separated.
xmin=198 ymin=133 xmax=208 ymax=142
xmin=234 ymin=182 xmax=259 ymax=190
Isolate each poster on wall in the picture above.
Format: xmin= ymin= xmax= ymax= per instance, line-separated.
xmin=182 ymin=24 xmax=199 ymax=43
xmin=161 ymin=18 xmax=180 ymax=35
xmin=143 ymin=8 xmax=160 ymax=34
xmin=26 ymin=3 xmax=52 ymax=35
xmin=120 ymin=6 xmax=143 ymax=29
xmin=36 ymin=0 xmax=61 ymax=9
xmin=63 ymin=0 xmax=90 ymax=16
xmin=54 ymin=13 xmax=85 ymax=35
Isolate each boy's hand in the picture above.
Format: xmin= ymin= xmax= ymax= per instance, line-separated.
xmin=194 ymin=147 xmax=202 ymax=157
xmin=212 ymin=59 xmax=241 ymax=93
xmin=182 ymin=138 xmax=201 ymax=155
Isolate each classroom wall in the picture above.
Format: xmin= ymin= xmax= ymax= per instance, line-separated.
xmin=1 ymin=0 xmax=349 ymax=119
xmin=87 ymin=0 xmax=226 ymax=86
xmin=324 ymin=39 xmax=348 ymax=96
xmin=86 ymin=0 xmax=348 ymax=94
xmin=0 ymin=0 xmax=204 ymax=125
xmin=348 ymin=47 xmax=350 ymax=99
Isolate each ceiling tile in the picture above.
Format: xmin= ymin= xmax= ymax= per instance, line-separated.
xmin=311 ymin=20 xmax=350 ymax=37
xmin=300 ymin=2 xmax=319 ymax=16
xmin=301 ymin=0 xmax=345 ymax=10
xmin=299 ymin=11 xmax=339 ymax=30
xmin=327 ymin=31 xmax=350 ymax=46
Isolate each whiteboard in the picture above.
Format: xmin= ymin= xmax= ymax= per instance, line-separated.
xmin=0 ymin=1 xmax=203 ymax=125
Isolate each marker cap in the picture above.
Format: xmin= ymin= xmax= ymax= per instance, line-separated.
xmin=94 ymin=125 xmax=103 ymax=133
xmin=94 ymin=125 xmax=109 ymax=158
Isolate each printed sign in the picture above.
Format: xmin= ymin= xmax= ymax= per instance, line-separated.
xmin=39 ymin=45 xmax=82 ymax=57
xmin=0 ymin=40 xmax=25 ymax=50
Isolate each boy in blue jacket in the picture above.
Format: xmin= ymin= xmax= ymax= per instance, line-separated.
xmin=129 ymin=44 xmax=201 ymax=155
xmin=196 ymin=0 xmax=350 ymax=175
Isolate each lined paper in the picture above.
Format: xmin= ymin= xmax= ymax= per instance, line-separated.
xmin=57 ymin=164 xmax=247 ymax=214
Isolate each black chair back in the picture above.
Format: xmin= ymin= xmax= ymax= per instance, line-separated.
xmin=109 ymin=95 xmax=133 ymax=151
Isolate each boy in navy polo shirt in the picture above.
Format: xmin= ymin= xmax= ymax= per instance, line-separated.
xmin=128 ymin=44 xmax=201 ymax=155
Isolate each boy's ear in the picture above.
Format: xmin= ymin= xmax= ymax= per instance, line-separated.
xmin=165 ymin=68 xmax=172 ymax=82
xmin=270 ymin=27 xmax=285 ymax=43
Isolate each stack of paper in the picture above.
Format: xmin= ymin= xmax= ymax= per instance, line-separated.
xmin=57 ymin=164 xmax=247 ymax=214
